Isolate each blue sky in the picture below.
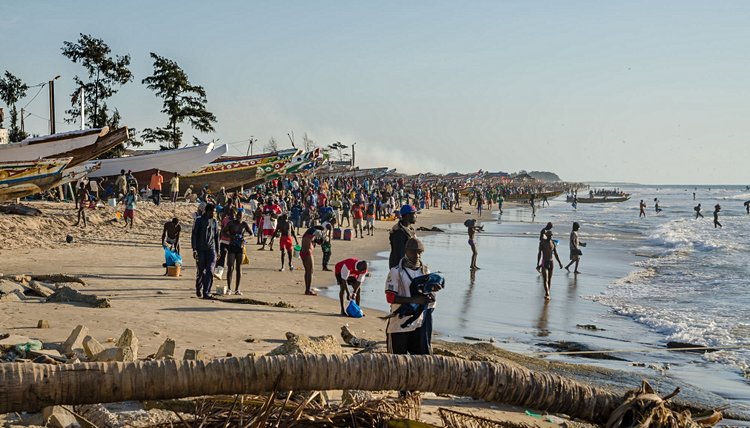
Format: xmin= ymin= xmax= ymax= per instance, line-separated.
xmin=2 ymin=1 xmax=749 ymax=184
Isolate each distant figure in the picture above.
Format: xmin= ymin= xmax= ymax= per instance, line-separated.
xmin=564 ymin=222 xmax=586 ymax=274
xmin=713 ymin=204 xmax=722 ymax=228
xmin=497 ymin=195 xmax=504 ymax=214
xmin=73 ymin=183 xmax=90 ymax=227
xmin=122 ymin=187 xmax=137 ymax=229
xmin=693 ymin=192 xmax=696 ymax=201
xmin=169 ymin=173 xmax=180 ymax=203
xmin=536 ymin=230 xmax=563 ymax=301
xmin=530 ymin=195 xmax=536 ymax=217
xmin=639 ymin=200 xmax=646 ymax=217
xmin=654 ymin=198 xmax=662 ymax=214
xmin=222 ymin=211 xmax=253 ymax=295
xmin=694 ymin=204 xmax=704 ymax=219
xmin=465 ymin=219 xmax=483 ymax=270
xmin=115 ymin=169 xmax=128 ymax=197
xmin=273 ymin=213 xmax=298 ymax=272
xmin=744 ymin=200 xmax=750 ymax=215
xmin=572 ymin=195 xmax=578 ymax=210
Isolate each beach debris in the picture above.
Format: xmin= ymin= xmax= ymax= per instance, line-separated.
xmin=440 ymin=407 xmax=533 ymax=428
xmin=29 ymin=273 xmax=86 ymax=286
xmin=666 ymin=342 xmax=719 ymax=353
xmin=82 ymin=336 xmax=106 ymax=358
xmin=183 ymin=349 xmax=208 ymax=360
xmin=37 ymin=319 xmax=50 ymax=329
xmin=92 ymin=347 xmax=130 ymax=362
xmin=0 ymin=203 xmax=43 ymax=216
xmin=536 ymin=341 xmax=628 ymax=361
xmin=115 ymin=328 xmax=139 ymax=361
xmin=341 ymin=325 xmax=378 ymax=349
xmin=267 ymin=332 xmax=342 ymax=356
xmin=605 ymin=380 xmax=721 ymax=428
xmin=47 ymin=286 xmax=111 ymax=308
xmin=244 ymin=336 xmax=256 ymax=343
xmin=577 ymin=324 xmax=606 ymax=331
xmin=341 ymin=389 xmax=376 ymax=405
xmin=220 ymin=297 xmax=294 ymax=308
xmin=416 ymin=226 xmax=445 ymax=232
xmin=29 ymin=280 xmax=56 ymax=297
xmin=62 ymin=325 xmax=89 ymax=355
xmin=154 ymin=338 xmax=176 ymax=359
xmin=42 ymin=405 xmax=82 ymax=428
xmin=65 ymin=234 xmax=74 ymax=244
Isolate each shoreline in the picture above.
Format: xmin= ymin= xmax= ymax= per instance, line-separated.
xmin=1 ymin=201 xmax=746 ymax=424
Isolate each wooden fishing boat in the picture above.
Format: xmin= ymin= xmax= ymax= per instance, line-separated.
xmin=500 ymin=190 xmax=565 ymax=201
xmin=88 ymin=143 xmax=227 ymax=180
xmin=0 ymin=158 xmax=72 ymax=202
xmin=241 ymin=149 xmax=320 ymax=188
xmin=50 ymin=126 xmax=129 ymax=168
xmin=0 ymin=128 xmax=107 ymax=162
xmin=179 ymin=150 xmax=301 ymax=191
xmin=567 ymin=195 xmax=631 ymax=203
xmin=315 ymin=166 xmax=390 ymax=179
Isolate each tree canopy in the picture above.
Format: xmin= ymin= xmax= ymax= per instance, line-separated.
xmin=141 ymin=53 xmax=217 ymax=150
xmin=0 ymin=71 xmax=29 ymax=142
xmin=62 ymin=33 xmax=133 ymax=129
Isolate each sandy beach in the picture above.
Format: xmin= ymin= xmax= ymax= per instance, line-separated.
xmin=1 ymin=201 xmax=585 ymax=426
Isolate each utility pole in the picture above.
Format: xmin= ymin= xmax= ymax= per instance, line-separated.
xmin=351 ymin=142 xmax=356 ymax=168
xmin=20 ymin=108 xmax=25 ymax=134
xmin=246 ymin=137 xmax=256 ymax=156
xmin=48 ymin=75 xmax=60 ymax=134
xmin=80 ymin=87 xmax=85 ymax=130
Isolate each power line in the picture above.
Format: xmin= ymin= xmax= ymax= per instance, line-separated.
xmin=22 ymin=83 xmax=47 ymax=110
xmin=23 ymin=109 xmax=67 ymax=126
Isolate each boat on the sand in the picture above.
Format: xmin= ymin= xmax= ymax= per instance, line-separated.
xmin=180 ymin=149 xmax=303 ymax=191
xmin=52 ymin=126 xmax=129 ymax=168
xmin=0 ymin=158 xmax=73 ymax=202
xmin=0 ymin=128 xmax=108 ymax=162
xmin=88 ymin=143 xmax=228 ymax=181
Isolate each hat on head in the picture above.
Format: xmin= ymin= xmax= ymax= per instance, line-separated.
xmin=400 ymin=204 xmax=417 ymax=216
xmin=405 ymin=238 xmax=424 ymax=252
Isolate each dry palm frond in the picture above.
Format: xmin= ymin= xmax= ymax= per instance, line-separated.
xmin=438 ymin=407 xmax=535 ymax=428
xmin=143 ymin=390 xmax=423 ymax=428
xmin=605 ymin=380 xmax=722 ymax=428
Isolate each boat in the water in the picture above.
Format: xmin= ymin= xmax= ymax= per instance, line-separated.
xmin=566 ymin=194 xmax=631 ymax=203
xmin=0 ymin=158 xmax=72 ymax=202
xmin=51 ymin=127 xmax=129 ymax=168
xmin=88 ymin=143 xmax=228 ymax=181
xmin=0 ymin=128 xmax=108 ymax=162
xmin=501 ymin=190 xmax=565 ymax=201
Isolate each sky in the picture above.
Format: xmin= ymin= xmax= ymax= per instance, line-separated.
xmin=2 ymin=1 xmax=749 ymax=184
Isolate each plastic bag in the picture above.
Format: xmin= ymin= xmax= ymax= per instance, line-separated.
xmin=242 ymin=247 xmax=250 ymax=265
xmin=164 ymin=246 xmax=183 ymax=266
xmin=346 ymin=299 xmax=364 ymax=318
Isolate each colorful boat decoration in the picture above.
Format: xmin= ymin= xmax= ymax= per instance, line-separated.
xmin=0 ymin=158 xmax=72 ymax=202
xmin=179 ymin=149 xmax=300 ymax=191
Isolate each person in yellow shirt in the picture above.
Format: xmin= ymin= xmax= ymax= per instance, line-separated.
xmin=150 ymin=169 xmax=164 ymax=206
xmin=169 ymin=173 xmax=180 ymax=203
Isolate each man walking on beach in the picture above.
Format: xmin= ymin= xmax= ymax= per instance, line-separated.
xmin=537 ymin=230 xmax=563 ymax=300
xmin=115 ymin=169 xmax=128 ymax=197
xmin=385 ymin=238 xmax=433 ymax=356
xmin=639 ymin=200 xmax=646 ymax=218
xmin=564 ymin=222 xmax=586 ymax=274
xmin=192 ymin=203 xmax=219 ymax=299
xmin=273 ymin=213 xmax=298 ymax=272
xmin=389 ymin=205 xmax=417 ymax=268
xmin=335 ymin=258 xmax=368 ymax=316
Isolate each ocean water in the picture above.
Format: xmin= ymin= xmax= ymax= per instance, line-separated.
xmin=324 ymin=185 xmax=750 ymax=407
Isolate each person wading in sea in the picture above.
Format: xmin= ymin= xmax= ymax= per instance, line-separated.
xmin=537 ymin=230 xmax=563 ymax=301
xmin=564 ymin=222 xmax=586 ymax=274
xmin=713 ymin=204 xmax=722 ymax=228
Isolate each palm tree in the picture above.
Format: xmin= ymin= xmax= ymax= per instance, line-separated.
xmin=0 ymin=353 xmax=621 ymax=423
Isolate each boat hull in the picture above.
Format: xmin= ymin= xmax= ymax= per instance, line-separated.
xmin=0 ymin=158 xmax=72 ymax=202
xmin=0 ymin=128 xmax=107 ymax=162
xmin=89 ymin=143 xmax=227 ymax=179
xmin=51 ymin=127 xmax=128 ymax=168
xmin=567 ymin=196 xmax=630 ymax=203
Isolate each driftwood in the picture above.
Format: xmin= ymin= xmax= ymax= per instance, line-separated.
xmin=30 ymin=274 xmax=87 ymax=286
xmin=341 ymin=325 xmax=378 ymax=349
xmin=0 ymin=204 xmax=42 ymax=216
xmin=46 ymin=286 xmax=110 ymax=308
xmin=0 ymin=354 xmax=623 ymax=423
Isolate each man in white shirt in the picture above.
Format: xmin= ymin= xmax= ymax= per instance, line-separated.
xmin=384 ymin=238 xmax=434 ymax=355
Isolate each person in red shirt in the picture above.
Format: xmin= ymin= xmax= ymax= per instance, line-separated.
xmin=317 ymin=191 xmax=328 ymax=208
xmin=335 ymin=258 xmax=368 ymax=316
xmin=351 ymin=201 xmax=364 ymax=238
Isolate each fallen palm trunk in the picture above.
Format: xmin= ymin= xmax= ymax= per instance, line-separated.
xmin=0 ymin=353 xmax=622 ymax=423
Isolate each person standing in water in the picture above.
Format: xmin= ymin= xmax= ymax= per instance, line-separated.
xmin=639 ymin=200 xmax=646 ymax=218
xmin=744 ymin=200 xmax=749 ymax=214
xmin=694 ymin=204 xmax=704 ymax=219
xmin=713 ymin=204 xmax=722 ymax=228
xmin=536 ymin=230 xmax=563 ymax=301
xmin=465 ymin=219 xmax=483 ymax=270
xmin=654 ymin=198 xmax=662 ymax=214
xmin=564 ymin=222 xmax=586 ymax=274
